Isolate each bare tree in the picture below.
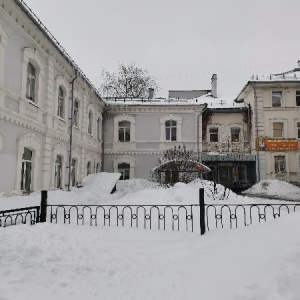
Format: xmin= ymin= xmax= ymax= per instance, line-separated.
xmin=101 ymin=62 xmax=159 ymax=98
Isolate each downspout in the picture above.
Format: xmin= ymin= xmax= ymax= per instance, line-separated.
xmin=67 ymin=73 xmax=77 ymax=191
xmin=197 ymin=103 xmax=208 ymax=162
xmin=251 ymin=83 xmax=260 ymax=182
xmin=101 ymin=106 xmax=105 ymax=172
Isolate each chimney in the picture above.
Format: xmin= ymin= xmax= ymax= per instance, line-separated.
xmin=298 ymin=60 xmax=300 ymax=68
xmin=211 ymin=74 xmax=217 ymax=98
xmin=148 ymin=88 xmax=154 ymax=100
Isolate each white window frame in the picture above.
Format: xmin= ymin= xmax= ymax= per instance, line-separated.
xmin=229 ymin=125 xmax=243 ymax=143
xmin=57 ymin=86 xmax=65 ymax=119
xmin=113 ymin=115 xmax=136 ymax=142
xmin=118 ymin=163 xmax=130 ymax=180
xmin=296 ymin=90 xmax=300 ymax=107
xmin=113 ymin=156 xmax=135 ymax=179
xmin=270 ymin=119 xmax=287 ymax=139
xmin=21 ymin=48 xmax=45 ymax=106
xmin=118 ymin=120 xmax=131 ymax=142
xmin=165 ymin=120 xmax=177 ymax=141
xmin=15 ymin=133 xmax=41 ymax=192
xmin=160 ymin=114 xmax=182 ymax=142
xmin=21 ymin=147 xmax=33 ymax=192
xmin=54 ymin=155 xmax=63 ymax=189
xmin=295 ymin=119 xmax=300 ymax=140
xmin=88 ymin=110 xmax=93 ymax=135
xmin=26 ymin=62 xmax=36 ymax=102
xmin=73 ymin=99 xmax=79 ymax=128
xmin=52 ymin=143 xmax=68 ymax=189
xmin=54 ymin=76 xmax=69 ymax=120
xmin=207 ymin=125 xmax=219 ymax=143
xmin=271 ymin=90 xmax=283 ymax=108
xmin=0 ymin=21 xmax=9 ymax=85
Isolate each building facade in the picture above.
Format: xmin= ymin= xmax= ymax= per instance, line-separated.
xmin=237 ymin=66 xmax=300 ymax=185
xmin=0 ymin=0 xmax=104 ymax=193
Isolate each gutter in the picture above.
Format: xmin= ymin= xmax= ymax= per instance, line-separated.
xmin=197 ymin=103 xmax=208 ymax=162
xmin=251 ymin=83 xmax=260 ymax=182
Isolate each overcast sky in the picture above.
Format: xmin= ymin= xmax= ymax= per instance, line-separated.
xmin=24 ymin=0 xmax=300 ymax=98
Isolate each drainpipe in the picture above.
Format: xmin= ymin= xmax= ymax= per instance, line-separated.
xmin=67 ymin=73 xmax=77 ymax=191
xmin=197 ymin=103 xmax=208 ymax=162
xmin=101 ymin=107 xmax=105 ymax=172
xmin=251 ymin=83 xmax=260 ymax=182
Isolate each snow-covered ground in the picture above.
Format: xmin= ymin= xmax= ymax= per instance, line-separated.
xmin=1 ymin=175 xmax=300 ymax=299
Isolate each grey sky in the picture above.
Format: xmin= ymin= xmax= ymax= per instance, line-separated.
xmin=24 ymin=0 xmax=300 ymax=98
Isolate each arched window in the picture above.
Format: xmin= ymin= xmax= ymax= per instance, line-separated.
xmin=97 ymin=117 xmax=101 ymax=140
xmin=96 ymin=162 xmax=100 ymax=173
xmin=165 ymin=120 xmax=177 ymax=141
xmin=118 ymin=163 xmax=130 ymax=180
xmin=74 ymin=100 xmax=79 ymax=127
xmin=119 ymin=121 xmax=130 ymax=142
xmin=55 ymin=155 xmax=63 ymax=189
xmin=71 ymin=158 xmax=77 ymax=186
xmin=88 ymin=111 xmax=93 ymax=135
xmin=21 ymin=147 xmax=32 ymax=192
xmin=87 ymin=161 xmax=91 ymax=175
xmin=57 ymin=86 xmax=64 ymax=118
xmin=26 ymin=63 xmax=36 ymax=102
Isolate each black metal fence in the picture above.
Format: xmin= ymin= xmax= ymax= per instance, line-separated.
xmin=0 ymin=206 xmax=40 ymax=227
xmin=1 ymin=189 xmax=299 ymax=234
xmin=47 ymin=189 xmax=300 ymax=235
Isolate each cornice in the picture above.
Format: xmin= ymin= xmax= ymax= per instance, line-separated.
xmin=108 ymin=105 xmax=205 ymax=113
xmin=104 ymin=150 xmax=163 ymax=155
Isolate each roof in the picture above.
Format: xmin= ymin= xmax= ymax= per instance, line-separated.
xmin=237 ymin=68 xmax=300 ymax=99
xmin=105 ymin=93 xmax=246 ymax=109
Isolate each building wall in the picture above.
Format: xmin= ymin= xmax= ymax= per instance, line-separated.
xmin=0 ymin=0 xmax=104 ymax=193
xmin=239 ymin=82 xmax=300 ymax=184
xmin=103 ymin=104 xmax=205 ymax=179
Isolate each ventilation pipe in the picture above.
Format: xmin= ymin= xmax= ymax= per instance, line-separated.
xmin=211 ymin=74 xmax=217 ymax=98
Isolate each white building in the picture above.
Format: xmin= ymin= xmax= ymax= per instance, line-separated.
xmin=0 ymin=0 xmax=104 ymax=193
xmin=237 ymin=64 xmax=300 ymax=185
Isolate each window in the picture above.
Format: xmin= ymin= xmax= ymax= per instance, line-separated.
xmin=88 ymin=111 xmax=93 ymax=135
xmin=96 ymin=163 xmax=100 ymax=173
xmin=74 ymin=100 xmax=79 ymax=127
xmin=272 ymin=91 xmax=282 ymax=107
xmin=297 ymin=122 xmax=300 ymax=139
xmin=97 ymin=117 xmax=101 ymax=140
xmin=54 ymin=155 xmax=62 ymax=189
xmin=57 ymin=87 xmax=64 ymax=118
xmin=119 ymin=121 xmax=130 ymax=142
xmin=118 ymin=163 xmax=130 ymax=180
xmin=273 ymin=122 xmax=284 ymax=138
xmin=274 ymin=156 xmax=286 ymax=173
xmin=165 ymin=120 xmax=177 ymax=141
xmin=71 ymin=158 xmax=77 ymax=186
xmin=296 ymin=91 xmax=300 ymax=107
xmin=26 ymin=63 xmax=36 ymax=102
xmin=209 ymin=128 xmax=218 ymax=142
xmin=87 ymin=161 xmax=91 ymax=175
xmin=231 ymin=128 xmax=240 ymax=142
xmin=21 ymin=148 xmax=32 ymax=192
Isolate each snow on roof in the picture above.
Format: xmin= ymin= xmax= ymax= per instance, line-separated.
xmin=249 ymin=70 xmax=300 ymax=82
xmin=105 ymin=93 xmax=246 ymax=109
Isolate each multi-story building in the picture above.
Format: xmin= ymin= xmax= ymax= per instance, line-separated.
xmin=237 ymin=64 xmax=300 ymax=185
xmin=0 ymin=0 xmax=104 ymax=193
xmin=1 ymin=0 xmax=298 ymax=194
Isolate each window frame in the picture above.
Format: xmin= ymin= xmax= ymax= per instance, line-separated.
xmin=230 ymin=127 xmax=241 ymax=143
xmin=26 ymin=62 xmax=36 ymax=102
xmin=296 ymin=90 xmax=300 ymax=107
xmin=118 ymin=163 xmax=130 ymax=180
xmin=165 ymin=120 xmax=177 ymax=141
xmin=271 ymin=91 xmax=283 ymax=107
xmin=274 ymin=155 xmax=286 ymax=173
xmin=273 ymin=122 xmax=284 ymax=138
xmin=73 ymin=99 xmax=79 ymax=128
xmin=208 ymin=126 xmax=219 ymax=143
xmin=88 ymin=111 xmax=93 ymax=135
xmin=57 ymin=86 xmax=65 ymax=118
xmin=118 ymin=120 xmax=131 ymax=142
xmin=160 ymin=114 xmax=182 ymax=142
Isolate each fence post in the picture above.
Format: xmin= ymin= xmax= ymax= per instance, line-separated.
xmin=199 ymin=188 xmax=206 ymax=235
xmin=40 ymin=190 xmax=48 ymax=223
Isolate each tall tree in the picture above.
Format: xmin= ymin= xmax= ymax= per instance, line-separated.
xmin=101 ymin=62 xmax=159 ymax=98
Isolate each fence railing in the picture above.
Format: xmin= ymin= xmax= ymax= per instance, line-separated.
xmin=0 ymin=206 xmax=40 ymax=227
xmin=1 ymin=189 xmax=299 ymax=234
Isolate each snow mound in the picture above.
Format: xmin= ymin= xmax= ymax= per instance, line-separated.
xmin=116 ymin=179 xmax=162 ymax=196
xmin=244 ymin=180 xmax=300 ymax=196
xmin=82 ymin=172 xmax=121 ymax=195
